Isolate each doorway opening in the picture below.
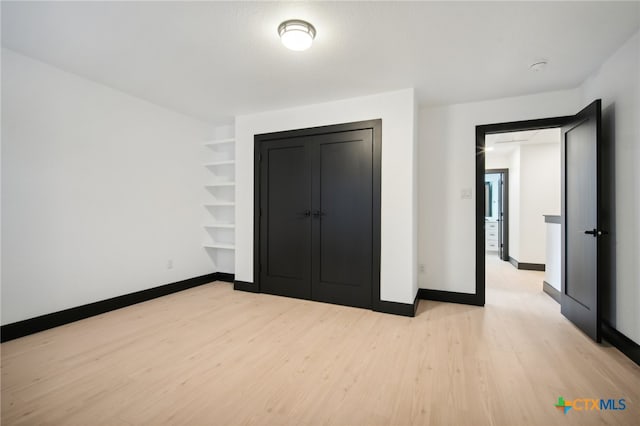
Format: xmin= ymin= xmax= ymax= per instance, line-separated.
xmin=475 ymin=116 xmax=569 ymax=307
xmin=484 ymin=128 xmax=562 ymax=307
xmin=484 ymin=168 xmax=509 ymax=262
xmin=476 ymin=100 xmax=607 ymax=342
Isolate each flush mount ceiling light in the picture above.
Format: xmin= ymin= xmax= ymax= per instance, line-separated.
xmin=278 ymin=19 xmax=316 ymax=51
xmin=529 ymin=60 xmax=548 ymax=72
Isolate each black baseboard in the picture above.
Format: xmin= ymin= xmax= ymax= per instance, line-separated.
xmin=374 ymin=294 xmax=418 ymax=317
xmin=543 ymin=281 xmax=561 ymax=303
xmin=0 ymin=272 xmax=228 ymax=343
xmin=233 ymin=280 xmax=259 ymax=293
xmin=508 ymin=256 xmax=545 ymax=271
xmin=216 ymin=273 xmax=235 ymax=283
xmin=520 ymin=262 xmax=545 ymax=271
xmin=234 ymin=281 xmax=418 ymax=317
xmin=418 ymin=288 xmax=484 ymax=306
xmin=601 ymin=321 xmax=640 ymax=367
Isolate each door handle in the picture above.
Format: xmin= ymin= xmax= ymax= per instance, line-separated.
xmin=301 ymin=210 xmax=311 ymax=217
xmin=312 ymin=210 xmax=324 ymax=218
xmin=584 ymin=229 xmax=608 ymax=237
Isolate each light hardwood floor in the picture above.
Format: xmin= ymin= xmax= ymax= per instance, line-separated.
xmin=2 ymin=256 xmax=639 ymax=425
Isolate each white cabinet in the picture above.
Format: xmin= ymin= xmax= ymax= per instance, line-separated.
xmin=486 ymin=221 xmax=499 ymax=252
xmin=545 ymin=217 xmax=561 ymax=292
xmin=203 ymin=138 xmax=235 ymax=274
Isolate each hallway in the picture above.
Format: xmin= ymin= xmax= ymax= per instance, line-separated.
xmin=486 ymin=253 xmax=546 ymax=304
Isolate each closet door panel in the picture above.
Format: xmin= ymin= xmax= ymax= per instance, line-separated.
xmin=260 ymin=140 xmax=312 ymax=299
xmin=311 ymin=130 xmax=373 ymax=308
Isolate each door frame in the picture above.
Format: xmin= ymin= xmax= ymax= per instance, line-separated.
xmin=253 ymin=119 xmax=383 ymax=310
xmin=475 ymin=116 xmax=571 ymax=306
xmin=485 ymin=168 xmax=509 ymax=262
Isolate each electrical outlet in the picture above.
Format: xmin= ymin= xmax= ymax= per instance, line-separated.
xmin=419 ymin=264 xmax=425 ymax=273
xmin=167 ymin=259 xmax=173 ymax=270
xmin=461 ymin=188 xmax=472 ymax=199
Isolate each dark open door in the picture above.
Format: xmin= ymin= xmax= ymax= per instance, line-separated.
xmin=561 ymin=99 xmax=605 ymax=342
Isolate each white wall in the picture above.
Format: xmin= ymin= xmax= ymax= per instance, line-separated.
xmin=580 ymin=31 xmax=640 ymax=343
xmin=234 ymin=89 xmax=418 ymax=304
xmin=508 ymin=148 xmax=521 ymax=261
xmin=418 ymin=89 xmax=581 ymax=293
xmin=485 ymin=153 xmax=510 ymax=170
xmin=1 ymin=49 xmax=214 ymax=325
xmin=518 ymin=142 xmax=561 ymax=264
xmin=545 ymin=222 xmax=561 ymax=292
xmin=486 ymin=141 xmax=561 ymax=265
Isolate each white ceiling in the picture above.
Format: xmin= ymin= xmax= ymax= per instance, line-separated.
xmin=486 ymin=128 xmax=561 ymax=156
xmin=2 ymin=1 xmax=639 ymax=124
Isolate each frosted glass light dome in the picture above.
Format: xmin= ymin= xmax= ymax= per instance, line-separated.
xmin=278 ymin=20 xmax=316 ymax=51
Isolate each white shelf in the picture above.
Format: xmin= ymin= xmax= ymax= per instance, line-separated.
xmin=203 ymin=134 xmax=235 ymax=270
xmin=204 ymin=160 xmax=235 ymax=167
xmin=203 ymin=243 xmax=235 ymax=250
xmin=204 ymin=138 xmax=235 ymax=146
xmin=204 ymin=202 xmax=235 ymax=207
xmin=205 ymin=182 xmax=235 ymax=187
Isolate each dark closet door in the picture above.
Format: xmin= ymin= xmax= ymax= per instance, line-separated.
xmin=259 ymin=137 xmax=312 ymax=299
xmin=310 ymin=129 xmax=373 ymax=308
xmin=255 ymin=121 xmax=380 ymax=311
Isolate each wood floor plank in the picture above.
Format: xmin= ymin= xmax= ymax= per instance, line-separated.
xmin=2 ymin=256 xmax=639 ymax=425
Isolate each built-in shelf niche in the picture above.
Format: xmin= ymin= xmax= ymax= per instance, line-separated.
xmin=204 ymin=246 xmax=235 ymax=274
xmin=204 ymin=160 xmax=235 ymax=167
xmin=204 ymin=138 xmax=235 ymax=146
xmin=205 ymin=182 xmax=235 ymax=187
xmin=203 ymin=134 xmax=236 ymax=275
xmin=205 ymin=185 xmax=235 ymax=204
